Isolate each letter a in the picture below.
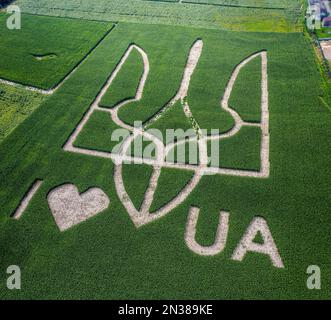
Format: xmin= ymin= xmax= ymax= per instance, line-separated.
xmin=306 ymin=265 xmax=321 ymax=289
xmin=6 ymin=5 xmax=21 ymax=30
xmin=231 ymin=217 xmax=284 ymax=268
xmin=6 ymin=265 xmax=21 ymax=290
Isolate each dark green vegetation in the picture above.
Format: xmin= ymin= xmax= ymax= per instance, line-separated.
xmin=122 ymin=164 xmax=154 ymax=211
xmin=149 ymin=168 xmax=195 ymax=212
xmin=208 ymin=126 xmax=261 ymax=171
xmin=74 ymin=111 xmax=123 ymax=153
xmin=100 ymin=49 xmax=144 ymax=108
xmin=17 ymin=0 xmax=303 ymax=32
xmin=229 ymin=56 xmax=261 ymax=123
xmin=148 ymin=101 xmax=194 ymax=141
xmin=0 ymin=13 xmax=113 ymax=142
xmin=0 ymin=13 xmax=113 ymax=89
xmin=0 ymin=18 xmax=331 ymax=299
xmin=169 ymin=140 xmax=200 ymax=164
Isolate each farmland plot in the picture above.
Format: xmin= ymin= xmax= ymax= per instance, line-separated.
xmin=16 ymin=0 xmax=303 ymax=32
xmin=0 ymin=13 xmax=113 ymax=142
xmin=0 ymin=13 xmax=113 ymax=89
xmin=0 ymin=17 xmax=330 ymax=299
xmin=173 ymin=0 xmax=300 ymax=9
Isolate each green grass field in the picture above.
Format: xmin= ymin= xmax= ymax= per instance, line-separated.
xmin=0 ymin=13 xmax=113 ymax=89
xmin=0 ymin=2 xmax=331 ymax=300
xmin=17 ymin=0 xmax=303 ymax=32
xmin=0 ymin=13 xmax=113 ymax=142
xmin=1 ymin=14 xmax=331 ymax=299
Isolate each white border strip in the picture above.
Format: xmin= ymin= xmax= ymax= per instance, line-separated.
xmin=12 ymin=180 xmax=43 ymax=220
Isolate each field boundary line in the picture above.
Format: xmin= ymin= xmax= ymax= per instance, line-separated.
xmin=181 ymin=0 xmax=286 ymax=10
xmin=143 ymin=0 xmax=286 ymax=10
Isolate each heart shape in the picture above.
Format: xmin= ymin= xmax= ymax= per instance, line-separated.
xmin=47 ymin=184 xmax=110 ymax=231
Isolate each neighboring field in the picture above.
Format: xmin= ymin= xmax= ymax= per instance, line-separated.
xmin=0 ymin=83 xmax=45 ymax=143
xmin=0 ymin=19 xmax=330 ymax=299
xmin=0 ymin=13 xmax=113 ymax=89
xmin=180 ymin=0 xmax=298 ymax=9
xmin=0 ymin=13 xmax=114 ymax=142
xmin=17 ymin=0 xmax=303 ymax=32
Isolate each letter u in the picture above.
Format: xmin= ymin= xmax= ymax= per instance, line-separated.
xmin=185 ymin=206 xmax=229 ymax=256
